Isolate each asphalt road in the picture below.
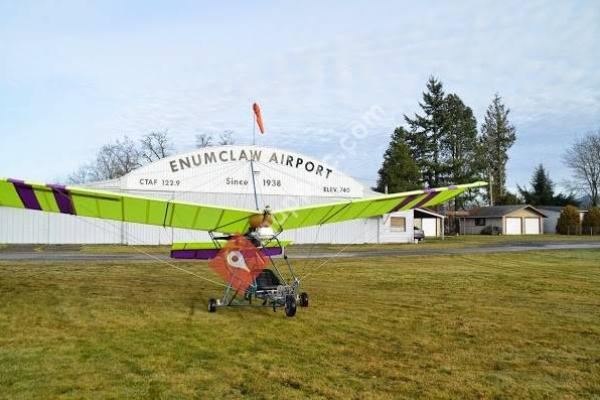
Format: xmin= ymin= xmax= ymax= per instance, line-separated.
xmin=0 ymin=241 xmax=599 ymax=262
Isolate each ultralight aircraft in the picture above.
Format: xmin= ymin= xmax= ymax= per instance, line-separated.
xmin=0 ymin=176 xmax=486 ymax=317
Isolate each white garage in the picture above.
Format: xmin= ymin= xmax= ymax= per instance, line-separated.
xmin=524 ymin=218 xmax=541 ymax=235
xmin=462 ymin=205 xmax=546 ymax=235
xmin=505 ymin=217 xmax=522 ymax=235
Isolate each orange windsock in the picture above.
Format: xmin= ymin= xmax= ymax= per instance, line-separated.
xmin=253 ymin=102 xmax=265 ymax=134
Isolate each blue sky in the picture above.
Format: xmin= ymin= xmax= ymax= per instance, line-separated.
xmin=1 ymin=0 xmax=599 ymax=192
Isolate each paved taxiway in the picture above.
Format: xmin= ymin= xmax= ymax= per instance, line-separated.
xmin=0 ymin=241 xmax=599 ymax=262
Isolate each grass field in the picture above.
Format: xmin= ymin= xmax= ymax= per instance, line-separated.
xmin=1 ymin=249 xmax=599 ymax=399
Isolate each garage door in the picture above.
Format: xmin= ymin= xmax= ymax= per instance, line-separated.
xmin=505 ymin=217 xmax=522 ymax=235
xmin=421 ymin=219 xmax=437 ymax=237
xmin=524 ymin=218 xmax=540 ymax=234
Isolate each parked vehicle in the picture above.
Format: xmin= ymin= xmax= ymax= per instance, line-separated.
xmin=414 ymin=227 xmax=425 ymax=242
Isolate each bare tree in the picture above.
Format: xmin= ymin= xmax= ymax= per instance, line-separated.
xmin=563 ymin=131 xmax=600 ymax=207
xmin=218 ymin=130 xmax=235 ymax=145
xmin=95 ymin=136 xmax=141 ymax=180
xmin=140 ymin=130 xmax=174 ymax=162
xmin=114 ymin=136 xmax=142 ymax=175
xmin=70 ymin=136 xmax=142 ymax=183
xmin=93 ymin=143 xmax=121 ymax=180
xmin=68 ymin=128 xmax=236 ymax=184
xmin=195 ymin=133 xmax=213 ymax=148
xmin=67 ymin=164 xmax=96 ymax=184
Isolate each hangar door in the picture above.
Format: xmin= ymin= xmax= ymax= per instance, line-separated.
xmin=505 ymin=217 xmax=522 ymax=235
xmin=524 ymin=218 xmax=540 ymax=234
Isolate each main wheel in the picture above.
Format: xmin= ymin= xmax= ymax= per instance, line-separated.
xmin=284 ymin=294 xmax=297 ymax=317
xmin=208 ymin=298 xmax=217 ymax=313
xmin=299 ymin=292 xmax=309 ymax=307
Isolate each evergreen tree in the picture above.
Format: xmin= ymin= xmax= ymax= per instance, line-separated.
xmin=481 ymin=94 xmax=517 ymax=204
xmin=382 ymin=77 xmax=486 ymax=210
xmin=497 ymin=191 xmax=522 ymax=205
xmin=440 ymin=93 xmax=485 ymax=231
xmin=518 ymin=164 xmax=554 ymax=205
xmin=442 ymin=94 xmax=484 ymax=186
xmin=404 ymin=76 xmax=447 ymax=188
xmin=552 ymin=192 xmax=579 ymax=207
xmin=518 ymin=164 xmax=578 ymax=206
xmin=375 ymin=127 xmax=421 ymax=193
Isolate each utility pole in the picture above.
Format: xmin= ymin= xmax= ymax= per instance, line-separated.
xmin=488 ymin=172 xmax=494 ymax=206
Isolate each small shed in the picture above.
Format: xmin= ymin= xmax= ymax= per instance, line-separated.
xmin=461 ymin=205 xmax=547 ymax=235
xmin=413 ymin=208 xmax=445 ymax=238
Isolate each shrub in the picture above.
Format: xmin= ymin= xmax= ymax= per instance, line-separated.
xmin=556 ymin=205 xmax=581 ymax=235
xmin=480 ymin=226 xmax=501 ymax=235
xmin=582 ymin=207 xmax=600 ymax=235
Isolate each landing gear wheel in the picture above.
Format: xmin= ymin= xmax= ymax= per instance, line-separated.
xmin=299 ymin=292 xmax=309 ymax=307
xmin=208 ymin=298 xmax=217 ymax=313
xmin=284 ymin=294 xmax=297 ymax=317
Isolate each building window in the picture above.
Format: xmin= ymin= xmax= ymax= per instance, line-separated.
xmin=390 ymin=217 xmax=406 ymax=232
xmin=475 ymin=218 xmax=486 ymax=226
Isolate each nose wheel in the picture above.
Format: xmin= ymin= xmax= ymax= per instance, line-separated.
xmin=284 ymin=294 xmax=297 ymax=317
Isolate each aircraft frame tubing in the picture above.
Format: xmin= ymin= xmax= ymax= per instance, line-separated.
xmin=209 ymin=230 xmax=304 ymax=315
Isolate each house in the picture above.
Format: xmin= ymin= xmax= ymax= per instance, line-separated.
xmin=460 ymin=205 xmax=547 ymax=235
xmin=536 ymin=206 xmax=564 ymax=234
xmin=536 ymin=206 xmax=588 ymax=234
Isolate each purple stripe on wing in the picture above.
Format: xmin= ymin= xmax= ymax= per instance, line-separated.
xmin=47 ymin=184 xmax=76 ymax=215
xmin=8 ymin=178 xmax=41 ymax=210
xmin=414 ymin=191 xmax=439 ymax=208
xmin=392 ymin=194 xmax=418 ymax=212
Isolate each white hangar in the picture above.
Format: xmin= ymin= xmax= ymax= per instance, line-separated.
xmin=0 ymin=145 xmax=437 ymax=245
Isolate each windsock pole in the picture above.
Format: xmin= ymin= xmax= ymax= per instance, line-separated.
xmin=250 ymin=104 xmax=259 ymax=210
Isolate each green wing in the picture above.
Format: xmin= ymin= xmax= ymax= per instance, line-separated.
xmin=271 ymin=182 xmax=487 ymax=231
xmin=0 ymin=178 xmax=257 ymax=234
xmin=0 ymin=177 xmax=486 ymax=234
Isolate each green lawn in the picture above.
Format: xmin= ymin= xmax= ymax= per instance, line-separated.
xmin=1 ymin=250 xmax=599 ymax=399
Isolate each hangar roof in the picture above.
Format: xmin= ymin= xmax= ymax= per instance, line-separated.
xmin=82 ymin=145 xmax=377 ymax=199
